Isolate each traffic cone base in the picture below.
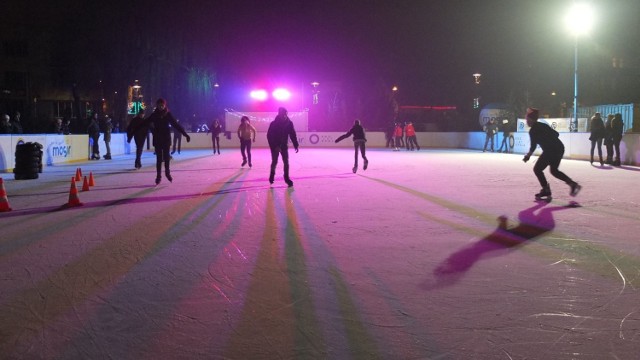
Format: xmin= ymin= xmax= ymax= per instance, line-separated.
xmin=0 ymin=178 xmax=12 ymax=212
xmin=82 ymin=176 xmax=90 ymax=191
xmin=66 ymin=177 xmax=83 ymax=207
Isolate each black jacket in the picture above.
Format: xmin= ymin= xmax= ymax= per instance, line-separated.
xmin=267 ymin=115 xmax=298 ymax=149
xmin=335 ymin=124 xmax=366 ymax=143
xmin=143 ymin=109 xmax=188 ymax=147
xmin=528 ymin=121 xmax=563 ymax=154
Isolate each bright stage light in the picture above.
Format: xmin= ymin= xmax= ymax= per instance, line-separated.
xmin=250 ymin=89 xmax=268 ymax=101
xmin=272 ymin=88 xmax=291 ymax=101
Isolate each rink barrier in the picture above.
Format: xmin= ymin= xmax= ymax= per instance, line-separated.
xmin=2 ymin=131 xmax=640 ymax=172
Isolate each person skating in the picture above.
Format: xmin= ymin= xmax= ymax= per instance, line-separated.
xmin=209 ymin=118 xmax=222 ymax=154
xmin=267 ymin=107 xmax=299 ymax=187
xmin=102 ymin=115 xmax=113 ymax=160
xmin=237 ymin=116 xmax=256 ymax=167
xmin=335 ymin=119 xmax=368 ymax=173
xmin=127 ymin=108 xmax=148 ymax=169
xmin=405 ymin=121 xmax=420 ymax=151
xmin=522 ymin=107 xmax=581 ymax=200
xmin=482 ymin=118 xmax=497 ymax=152
xmin=140 ymin=98 xmax=190 ymax=185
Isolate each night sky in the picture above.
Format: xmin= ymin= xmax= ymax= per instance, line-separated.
xmin=7 ymin=0 xmax=640 ymax=108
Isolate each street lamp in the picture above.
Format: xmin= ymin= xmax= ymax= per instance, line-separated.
xmin=565 ymin=3 xmax=594 ymax=131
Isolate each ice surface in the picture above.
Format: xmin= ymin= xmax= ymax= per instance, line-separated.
xmin=1 ymin=148 xmax=639 ymax=359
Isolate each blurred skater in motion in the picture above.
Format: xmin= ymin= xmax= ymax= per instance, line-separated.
xmin=237 ymin=116 xmax=256 ymax=167
xmin=127 ymin=108 xmax=148 ymax=169
xmin=335 ymin=119 xmax=368 ymax=173
xmin=522 ymin=107 xmax=581 ymax=200
xmin=141 ymin=98 xmax=190 ymax=185
xmin=267 ymin=107 xmax=299 ymax=187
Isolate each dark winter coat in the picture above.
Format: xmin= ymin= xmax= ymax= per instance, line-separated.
xmin=335 ymin=123 xmax=366 ymax=143
xmin=87 ymin=119 xmax=100 ymax=141
xmin=611 ymin=114 xmax=624 ymax=142
xmin=589 ymin=115 xmax=605 ymax=141
xmin=143 ymin=109 xmax=188 ymax=148
xmin=127 ymin=114 xmax=148 ymax=143
xmin=528 ymin=121 xmax=563 ymax=154
xmin=267 ymin=115 xmax=298 ymax=149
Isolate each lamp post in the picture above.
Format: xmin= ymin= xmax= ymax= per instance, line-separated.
xmin=565 ymin=3 xmax=594 ymax=132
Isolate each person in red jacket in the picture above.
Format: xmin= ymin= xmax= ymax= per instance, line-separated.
xmin=393 ymin=123 xmax=404 ymax=151
xmin=405 ymin=121 xmax=420 ymax=151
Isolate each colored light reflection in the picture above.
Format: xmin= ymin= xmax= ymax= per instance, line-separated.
xmin=272 ymin=88 xmax=291 ymax=101
xmin=250 ymin=89 xmax=268 ymax=101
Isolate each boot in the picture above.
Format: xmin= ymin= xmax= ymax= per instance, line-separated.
xmin=570 ymin=182 xmax=582 ymax=196
xmin=535 ymin=184 xmax=551 ymax=199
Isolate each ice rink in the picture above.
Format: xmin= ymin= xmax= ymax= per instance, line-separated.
xmin=1 ymin=147 xmax=639 ymax=359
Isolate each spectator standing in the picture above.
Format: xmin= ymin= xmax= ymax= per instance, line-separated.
xmin=11 ymin=111 xmax=23 ymax=134
xmin=588 ymin=112 xmax=605 ymax=165
xmin=237 ymin=116 xmax=256 ymax=167
xmin=611 ymin=113 xmax=624 ymax=166
xmin=267 ymin=107 xmax=299 ymax=187
xmin=604 ymin=114 xmax=614 ymax=164
xmin=0 ymin=114 xmax=12 ymax=134
xmin=87 ymin=112 xmax=101 ymax=160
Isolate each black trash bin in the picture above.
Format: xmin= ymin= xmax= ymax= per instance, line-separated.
xmin=14 ymin=142 xmax=43 ymax=180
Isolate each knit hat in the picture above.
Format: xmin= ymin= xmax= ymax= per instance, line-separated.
xmin=526 ymin=107 xmax=539 ymax=121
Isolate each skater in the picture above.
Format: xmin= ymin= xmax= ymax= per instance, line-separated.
xmin=522 ymin=107 xmax=581 ymax=201
xmin=497 ymin=119 xmax=511 ymax=153
xmin=482 ymin=118 xmax=497 ymax=152
xmin=405 ymin=121 xmax=420 ymax=150
xmin=171 ymin=119 xmax=183 ymax=155
xmin=103 ymin=115 xmax=113 ymax=160
xmin=611 ymin=113 xmax=624 ymax=166
xmin=237 ymin=116 xmax=256 ymax=167
xmin=393 ymin=122 xmax=404 ymax=150
xmin=267 ymin=107 xmax=299 ymax=187
xmin=126 ymin=108 xmax=148 ymax=169
xmin=335 ymin=119 xmax=368 ymax=173
xmin=209 ymin=118 xmax=222 ymax=154
xmin=588 ymin=112 xmax=605 ymax=165
xmin=140 ymin=98 xmax=190 ymax=185
xmin=87 ymin=111 xmax=100 ymax=160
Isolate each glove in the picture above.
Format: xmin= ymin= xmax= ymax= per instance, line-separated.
xmin=523 ymin=154 xmax=530 ymax=163
xmin=185 ymin=135 xmax=191 ymax=143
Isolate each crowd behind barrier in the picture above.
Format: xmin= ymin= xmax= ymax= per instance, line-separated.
xmin=2 ymin=131 xmax=640 ymax=172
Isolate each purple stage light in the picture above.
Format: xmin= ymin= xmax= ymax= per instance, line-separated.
xmin=250 ymin=89 xmax=268 ymax=101
xmin=272 ymin=88 xmax=291 ymax=101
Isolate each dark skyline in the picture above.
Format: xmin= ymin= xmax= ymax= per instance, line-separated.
xmin=4 ymin=0 xmax=640 ymax=124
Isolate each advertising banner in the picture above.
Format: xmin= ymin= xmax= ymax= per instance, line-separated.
xmin=517 ymin=118 xmax=587 ymax=133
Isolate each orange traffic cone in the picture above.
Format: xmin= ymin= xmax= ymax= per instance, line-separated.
xmin=66 ymin=177 xmax=83 ymax=207
xmin=82 ymin=176 xmax=90 ymax=191
xmin=0 ymin=178 xmax=12 ymax=212
xmin=75 ymin=168 xmax=82 ymax=182
xmin=78 ymin=167 xmax=83 ymax=179
xmin=88 ymin=172 xmax=95 ymax=186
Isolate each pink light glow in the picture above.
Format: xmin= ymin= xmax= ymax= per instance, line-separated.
xmin=272 ymin=88 xmax=291 ymax=101
xmin=250 ymin=89 xmax=268 ymax=101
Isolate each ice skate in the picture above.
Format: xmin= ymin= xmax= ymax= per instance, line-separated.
xmin=569 ymin=182 xmax=581 ymax=197
xmin=285 ymin=178 xmax=294 ymax=187
xmin=241 ymin=160 xmax=247 ymax=167
xmin=363 ymin=159 xmax=368 ymax=170
xmin=166 ymin=172 xmax=173 ymax=183
xmin=155 ymin=177 xmax=161 ymax=185
xmin=352 ymin=165 xmax=357 ymax=174
xmin=535 ymin=185 xmax=552 ymax=202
